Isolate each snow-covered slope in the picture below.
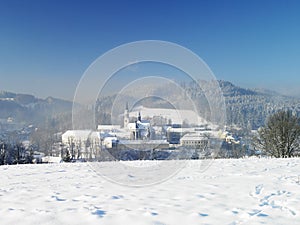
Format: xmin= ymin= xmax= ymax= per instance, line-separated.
xmin=129 ymin=106 xmax=207 ymax=125
xmin=1 ymin=158 xmax=300 ymax=225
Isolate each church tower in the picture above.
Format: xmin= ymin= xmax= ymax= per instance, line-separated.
xmin=123 ymin=102 xmax=129 ymax=128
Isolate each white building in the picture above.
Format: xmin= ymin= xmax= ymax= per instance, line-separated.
xmin=61 ymin=130 xmax=101 ymax=159
xmin=97 ymin=125 xmax=121 ymax=132
xmin=103 ymin=136 xmax=118 ymax=149
xmin=127 ymin=112 xmax=151 ymax=140
xmin=180 ymin=133 xmax=209 ymax=149
xmin=62 ymin=130 xmax=101 ymax=145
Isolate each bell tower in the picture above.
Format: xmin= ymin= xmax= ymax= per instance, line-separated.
xmin=123 ymin=102 xmax=129 ymax=128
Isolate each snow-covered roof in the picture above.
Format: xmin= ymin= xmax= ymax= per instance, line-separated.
xmin=97 ymin=125 xmax=121 ymax=131
xmin=127 ymin=121 xmax=150 ymax=130
xmin=62 ymin=130 xmax=100 ymax=143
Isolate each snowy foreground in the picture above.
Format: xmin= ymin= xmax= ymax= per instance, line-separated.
xmin=1 ymin=158 xmax=300 ymax=225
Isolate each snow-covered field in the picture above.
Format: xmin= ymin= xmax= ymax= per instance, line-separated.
xmin=1 ymin=158 xmax=300 ymax=225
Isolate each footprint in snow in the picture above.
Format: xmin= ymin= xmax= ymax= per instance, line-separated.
xmin=248 ymin=209 xmax=261 ymax=216
xmin=51 ymin=195 xmax=66 ymax=201
xmin=231 ymin=210 xmax=239 ymax=215
xmin=255 ymin=184 xmax=263 ymax=195
xmin=92 ymin=209 xmax=106 ymax=218
xmin=257 ymin=213 xmax=268 ymax=217
xmin=111 ymin=195 xmax=124 ymax=200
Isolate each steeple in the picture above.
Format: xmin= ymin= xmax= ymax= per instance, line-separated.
xmin=123 ymin=102 xmax=129 ymax=128
xmin=138 ymin=111 xmax=141 ymax=122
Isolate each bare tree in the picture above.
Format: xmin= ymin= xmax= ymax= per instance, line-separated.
xmin=253 ymin=110 xmax=300 ymax=157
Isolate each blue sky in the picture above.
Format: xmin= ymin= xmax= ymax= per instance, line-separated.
xmin=0 ymin=0 xmax=299 ymax=99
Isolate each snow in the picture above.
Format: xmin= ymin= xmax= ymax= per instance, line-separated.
xmin=129 ymin=106 xmax=207 ymax=125
xmin=61 ymin=130 xmax=100 ymax=144
xmin=1 ymin=158 xmax=300 ymax=224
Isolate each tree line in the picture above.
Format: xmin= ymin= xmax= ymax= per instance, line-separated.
xmin=0 ymin=141 xmax=34 ymax=165
xmin=1 ymin=110 xmax=300 ymax=165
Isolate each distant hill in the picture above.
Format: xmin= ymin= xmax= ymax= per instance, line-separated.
xmin=0 ymin=91 xmax=72 ymax=130
xmin=1 ymin=79 xmax=300 ymax=133
xmin=217 ymin=81 xmax=300 ymax=129
xmin=96 ymin=80 xmax=300 ymax=130
xmin=218 ymin=80 xmax=258 ymax=97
